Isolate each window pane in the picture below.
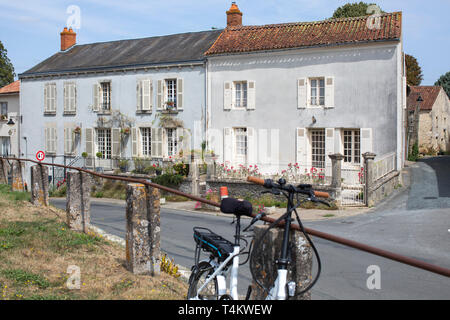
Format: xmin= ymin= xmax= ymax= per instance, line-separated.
xmin=311 ymin=129 xmax=325 ymax=168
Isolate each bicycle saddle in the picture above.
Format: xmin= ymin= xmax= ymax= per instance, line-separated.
xmin=220 ymin=198 xmax=253 ymax=217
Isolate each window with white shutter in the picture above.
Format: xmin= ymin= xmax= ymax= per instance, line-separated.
xmin=45 ymin=125 xmax=57 ymax=154
xmin=137 ymin=79 xmax=152 ymax=112
xmin=151 ymin=127 xmax=163 ymax=158
xmin=64 ymin=125 xmax=74 ymax=155
xmin=64 ymin=82 xmax=76 ymax=114
xmin=44 ymin=83 xmax=57 ymax=114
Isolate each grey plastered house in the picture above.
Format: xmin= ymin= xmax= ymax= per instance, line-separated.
xmin=205 ymin=4 xmax=407 ymax=178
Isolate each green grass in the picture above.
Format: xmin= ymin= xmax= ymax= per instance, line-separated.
xmin=1 ymin=269 xmax=51 ymax=289
xmin=0 ymin=184 xmax=30 ymax=203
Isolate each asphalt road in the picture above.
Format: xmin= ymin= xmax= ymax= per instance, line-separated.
xmin=50 ymin=156 xmax=450 ymax=300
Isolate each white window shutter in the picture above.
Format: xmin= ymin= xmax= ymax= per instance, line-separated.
xmin=360 ymin=128 xmax=373 ymax=154
xmin=247 ymin=127 xmax=257 ymax=165
xmin=44 ymin=84 xmax=49 ymax=112
xmin=181 ymin=128 xmax=191 ymax=162
xmin=131 ymin=127 xmax=138 ymax=157
xmin=151 ymin=127 xmax=163 ymax=157
xmin=71 ymin=84 xmax=77 ymax=112
xmin=296 ymin=128 xmax=307 ymax=165
xmin=223 ymin=127 xmax=232 ymax=164
xmin=157 ymin=80 xmax=163 ymax=110
xmin=325 ymin=128 xmax=335 ymax=176
xmin=325 ymin=77 xmax=335 ymax=108
xmin=247 ymin=81 xmax=256 ymax=110
xmin=44 ymin=128 xmax=49 ymax=153
xmin=177 ymin=78 xmax=183 ymax=110
xmin=142 ymin=80 xmax=152 ymax=111
xmin=64 ymin=85 xmax=69 ymax=112
xmin=85 ymin=128 xmax=94 ymax=167
xmin=51 ymin=84 xmax=56 ymax=112
xmin=64 ymin=127 xmax=69 ymax=154
xmin=92 ymin=84 xmax=100 ymax=111
xmin=224 ymin=81 xmax=232 ymax=110
xmin=51 ymin=127 xmax=57 ymax=154
xmin=297 ymin=78 xmax=307 ymax=109
xmin=112 ymin=128 xmax=121 ymax=159
xmin=136 ymin=81 xmax=142 ymax=111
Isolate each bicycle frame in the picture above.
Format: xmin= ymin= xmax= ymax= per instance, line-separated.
xmin=191 ymin=216 xmax=243 ymax=300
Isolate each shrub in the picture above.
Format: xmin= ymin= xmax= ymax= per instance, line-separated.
xmin=408 ymin=142 xmax=419 ymax=161
xmin=172 ymin=162 xmax=189 ymax=176
xmin=151 ymin=173 xmax=184 ymax=188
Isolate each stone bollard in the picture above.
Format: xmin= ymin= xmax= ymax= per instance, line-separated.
xmin=0 ymin=159 xmax=9 ymax=184
xmin=11 ymin=160 xmax=24 ymax=192
xmin=30 ymin=165 xmax=49 ymax=206
xmin=66 ymin=171 xmax=91 ymax=233
xmin=125 ymin=183 xmax=161 ymax=276
xmin=362 ymin=152 xmax=377 ymax=207
xmin=250 ymin=225 xmax=313 ymax=300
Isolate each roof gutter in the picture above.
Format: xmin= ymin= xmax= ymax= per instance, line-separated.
xmin=19 ymin=59 xmax=206 ymax=80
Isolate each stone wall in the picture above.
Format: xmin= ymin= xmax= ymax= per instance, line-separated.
xmin=367 ymin=170 xmax=401 ymax=207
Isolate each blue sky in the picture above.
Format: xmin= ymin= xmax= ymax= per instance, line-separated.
xmin=0 ymin=0 xmax=448 ymax=84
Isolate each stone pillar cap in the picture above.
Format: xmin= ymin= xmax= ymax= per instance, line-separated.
xmin=362 ymin=152 xmax=377 ymax=160
xmin=328 ymin=153 xmax=344 ymax=160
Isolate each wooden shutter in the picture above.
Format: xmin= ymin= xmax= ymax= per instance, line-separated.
xmin=247 ymin=81 xmax=256 ymax=110
xmin=142 ymin=79 xmax=152 ymax=111
xmin=112 ymin=128 xmax=121 ymax=159
xmin=44 ymin=84 xmax=49 ymax=112
xmin=85 ymin=128 xmax=94 ymax=167
xmin=223 ymin=127 xmax=232 ymax=164
xmin=247 ymin=127 xmax=257 ymax=165
xmin=131 ymin=127 xmax=138 ymax=157
xmin=296 ymin=128 xmax=307 ymax=165
xmin=64 ymin=84 xmax=69 ymax=112
xmin=297 ymin=78 xmax=307 ymax=109
xmin=44 ymin=127 xmax=49 ymax=153
xmin=64 ymin=127 xmax=69 ymax=154
xmin=157 ymin=80 xmax=163 ymax=110
xmin=325 ymin=128 xmax=335 ymax=176
xmin=51 ymin=127 xmax=57 ymax=154
xmin=181 ymin=128 xmax=191 ymax=162
xmin=136 ymin=81 xmax=142 ymax=111
xmin=92 ymin=84 xmax=100 ymax=111
xmin=177 ymin=78 xmax=183 ymax=110
xmin=71 ymin=84 xmax=77 ymax=112
xmin=176 ymin=127 xmax=184 ymax=157
xmin=325 ymin=77 xmax=335 ymax=108
xmin=51 ymin=84 xmax=56 ymax=112
xmin=361 ymin=128 xmax=373 ymax=154
xmin=151 ymin=127 xmax=162 ymax=158
xmin=224 ymin=81 xmax=232 ymax=110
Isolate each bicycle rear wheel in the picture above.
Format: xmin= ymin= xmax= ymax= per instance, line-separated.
xmin=187 ymin=261 xmax=219 ymax=300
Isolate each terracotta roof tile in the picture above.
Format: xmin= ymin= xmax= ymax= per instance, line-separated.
xmin=206 ymin=12 xmax=402 ymax=55
xmin=407 ymin=86 xmax=442 ymax=111
xmin=0 ymin=80 xmax=20 ymax=94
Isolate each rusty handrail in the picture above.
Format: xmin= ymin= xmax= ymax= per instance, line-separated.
xmin=3 ymin=157 xmax=450 ymax=278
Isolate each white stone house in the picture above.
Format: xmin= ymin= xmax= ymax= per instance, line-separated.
xmin=206 ymin=4 xmax=406 ymax=182
xmin=19 ymin=27 xmax=222 ymax=184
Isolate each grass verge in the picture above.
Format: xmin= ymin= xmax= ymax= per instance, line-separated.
xmin=0 ymin=184 xmax=187 ymax=300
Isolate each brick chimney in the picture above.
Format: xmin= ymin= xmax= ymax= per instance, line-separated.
xmin=226 ymin=2 xmax=243 ymax=28
xmin=60 ymin=27 xmax=76 ymax=51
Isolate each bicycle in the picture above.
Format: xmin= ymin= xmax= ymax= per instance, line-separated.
xmin=186 ymin=176 xmax=330 ymax=300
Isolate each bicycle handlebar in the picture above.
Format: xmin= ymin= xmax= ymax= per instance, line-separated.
xmin=247 ymin=176 xmax=329 ymax=199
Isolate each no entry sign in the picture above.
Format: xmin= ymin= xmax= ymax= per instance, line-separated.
xmin=36 ymin=150 xmax=45 ymax=162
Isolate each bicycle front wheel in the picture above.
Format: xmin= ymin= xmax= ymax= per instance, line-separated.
xmin=187 ymin=261 xmax=219 ymax=300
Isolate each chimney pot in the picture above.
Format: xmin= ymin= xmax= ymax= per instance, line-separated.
xmin=226 ymin=2 xmax=243 ymax=28
xmin=60 ymin=27 xmax=76 ymax=51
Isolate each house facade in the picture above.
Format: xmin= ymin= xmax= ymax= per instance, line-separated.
xmin=19 ymin=27 xmax=222 ymax=184
xmin=407 ymin=86 xmax=450 ymax=154
xmin=0 ymin=80 xmax=20 ymax=157
xmin=206 ymin=5 xmax=406 ymax=180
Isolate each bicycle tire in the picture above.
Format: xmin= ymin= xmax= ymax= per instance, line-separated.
xmin=187 ymin=261 xmax=219 ymax=300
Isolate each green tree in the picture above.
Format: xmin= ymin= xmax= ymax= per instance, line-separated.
xmin=434 ymin=71 xmax=450 ymax=98
xmin=0 ymin=41 xmax=15 ymax=88
xmin=405 ymin=54 xmax=423 ymax=86
xmin=331 ymin=2 xmax=383 ymax=19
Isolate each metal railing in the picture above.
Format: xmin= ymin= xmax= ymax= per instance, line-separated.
xmin=2 ymin=156 xmax=450 ymax=279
